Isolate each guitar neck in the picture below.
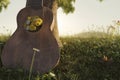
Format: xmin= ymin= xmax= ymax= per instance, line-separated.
xmin=26 ymin=0 xmax=43 ymax=8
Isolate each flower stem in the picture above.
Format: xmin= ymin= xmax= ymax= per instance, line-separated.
xmin=29 ymin=48 xmax=40 ymax=80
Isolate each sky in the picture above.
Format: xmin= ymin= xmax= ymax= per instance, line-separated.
xmin=0 ymin=0 xmax=120 ymax=35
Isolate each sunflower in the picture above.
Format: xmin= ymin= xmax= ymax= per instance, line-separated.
xmin=24 ymin=16 xmax=43 ymax=31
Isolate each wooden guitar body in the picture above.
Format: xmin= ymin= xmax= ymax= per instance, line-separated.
xmin=1 ymin=7 xmax=60 ymax=74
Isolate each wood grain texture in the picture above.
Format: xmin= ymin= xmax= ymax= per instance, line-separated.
xmin=1 ymin=7 xmax=60 ymax=74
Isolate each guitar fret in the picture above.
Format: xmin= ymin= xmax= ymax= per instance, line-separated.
xmin=26 ymin=0 xmax=43 ymax=8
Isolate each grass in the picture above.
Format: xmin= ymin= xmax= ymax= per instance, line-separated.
xmin=0 ymin=67 xmax=57 ymax=80
xmin=0 ymin=31 xmax=120 ymax=80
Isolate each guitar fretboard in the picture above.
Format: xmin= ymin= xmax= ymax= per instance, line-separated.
xmin=26 ymin=0 xmax=43 ymax=8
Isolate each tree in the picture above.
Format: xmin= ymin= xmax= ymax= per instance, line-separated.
xmin=0 ymin=0 xmax=9 ymax=12
xmin=44 ymin=0 xmax=104 ymax=47
xmin=43 ymin=0 xmax=76 ymax=47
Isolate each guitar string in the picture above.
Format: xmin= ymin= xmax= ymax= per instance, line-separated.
xmin=42 ymin=0 xmax=44 ymax=20
xmin=26 ymin=0 xmax=29 ymax=7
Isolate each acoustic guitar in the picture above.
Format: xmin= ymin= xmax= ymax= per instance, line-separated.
xmin=1 ymin=0 xmax=60 ymax=74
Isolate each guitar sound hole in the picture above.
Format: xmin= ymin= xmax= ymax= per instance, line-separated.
xmin=24 ymin=16 xmax=43 ymax=32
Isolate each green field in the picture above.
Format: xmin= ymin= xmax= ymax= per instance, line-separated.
xmin=0 ymin=32 xmax=120 ymax=80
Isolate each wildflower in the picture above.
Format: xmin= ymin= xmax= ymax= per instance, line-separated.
xmin=103 ymin=55 xmax=108 ymax=61
xmin=63 ymin=42 xmax=67 ymax=45
xmin=49 ymin=72 xmax=55 ymax=77
xmin=107 ymin=25 xmax=115 ymax=37
xmin=116 ymin=20 xmax=120 ymax=26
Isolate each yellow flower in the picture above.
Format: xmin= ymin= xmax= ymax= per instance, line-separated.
xmin=34 ymin=18 xmax=43 ymax=26
xmin=24 ymin=16 xmax=43 ymax=31
xmin=29 ymin=25 xmax=36 ymax=31
xmin=27 ymin=16 xmax=31 ymax=20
